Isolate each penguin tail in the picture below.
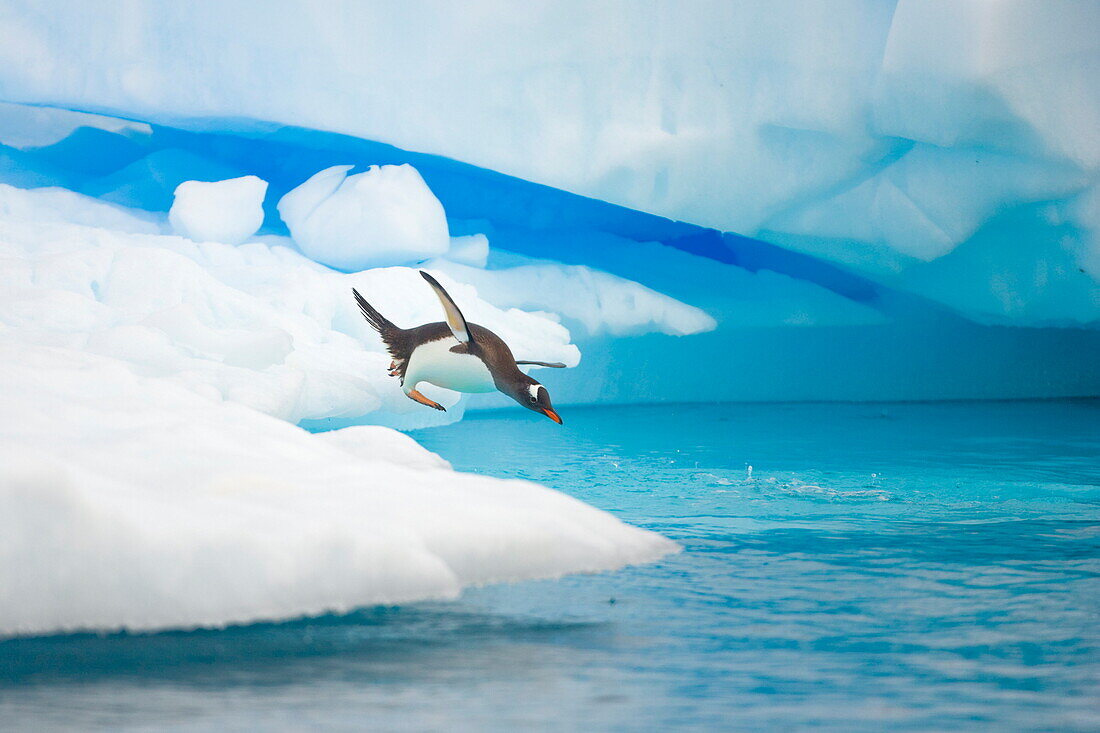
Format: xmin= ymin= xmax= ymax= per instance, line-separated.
xmin=352 ymin=288 xmax=398 ymax=335
xmin=353 ymin=288 xmax=414 ymax=382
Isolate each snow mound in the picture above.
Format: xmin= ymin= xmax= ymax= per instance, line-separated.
xmin=169 ymin=175 xmax=268 ymax=245
xmin=278 ymin=164 xmax=449 ymax=271
xmin=0 ymin=342 xmax=676 ymax=637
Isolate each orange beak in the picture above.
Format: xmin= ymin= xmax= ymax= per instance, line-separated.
xmin=542 ymin=408 xmax=563 ymax=424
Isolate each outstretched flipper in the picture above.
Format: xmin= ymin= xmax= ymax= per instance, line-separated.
xmin=515 ymin=360 xmax=567 ymax=368
xmin=419 ymin=271 xmax=471 ymax=344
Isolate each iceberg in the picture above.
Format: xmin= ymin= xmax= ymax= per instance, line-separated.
xmin=0 ymin=0 xmax=1095 ymax=323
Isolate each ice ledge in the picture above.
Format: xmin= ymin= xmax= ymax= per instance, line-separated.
xmin=0 ymin=342 xmax=677 ymax=638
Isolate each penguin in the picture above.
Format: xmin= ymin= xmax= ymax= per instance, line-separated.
xmin=352 ymin=271 xmax=566 ymax=423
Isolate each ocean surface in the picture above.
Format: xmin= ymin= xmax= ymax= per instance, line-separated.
xmin=2 ymin=401 xmax=1098 ymax=731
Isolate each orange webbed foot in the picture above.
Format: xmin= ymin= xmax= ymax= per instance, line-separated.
xmin=407 ymin=388 xmax=445 ymax=411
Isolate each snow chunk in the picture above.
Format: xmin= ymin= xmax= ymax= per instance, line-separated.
xmin=169 ymin=175 xmax=268 ymax=245
xmin=278 ymin=164 xmax=449 ymax=271
xmin=0 ymin=343 xmax=676 ymax=637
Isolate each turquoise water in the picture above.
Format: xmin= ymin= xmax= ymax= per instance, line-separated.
xmin=2 ymin=401 xmax=1099 ymax=730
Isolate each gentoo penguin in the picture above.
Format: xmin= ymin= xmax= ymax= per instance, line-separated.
xmin=352 ymin=271 xmax=566 ymax=423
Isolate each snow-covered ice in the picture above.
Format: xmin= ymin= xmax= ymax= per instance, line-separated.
xmin=169 ymin=175 xmax=268 ymax=245
xmin=278 ymin=164 xmax=450 ymax=271
xmin=0 ymin=342 xmax=676 ymax=637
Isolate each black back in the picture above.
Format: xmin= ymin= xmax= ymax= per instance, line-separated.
xmin=370 ymin=319 xmax=531 ymax=391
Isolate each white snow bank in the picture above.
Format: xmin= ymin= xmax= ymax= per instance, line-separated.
xmin=169 ymin=175 xmax=268 ymax=245
xmin=0 ymin=342 xmax=676 ymax=637
xmin=278 ymin=164 xmax=449 ymax=271
xmin=0 ymin=0 xmax=1095 ymax=322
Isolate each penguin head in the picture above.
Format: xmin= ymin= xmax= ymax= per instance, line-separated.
xmin=516 ymin=380 xmax=562 ymax=424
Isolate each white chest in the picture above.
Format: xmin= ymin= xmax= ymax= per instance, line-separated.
xmin=404 ymin=338 xmax=497 ymax=393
